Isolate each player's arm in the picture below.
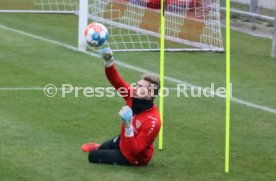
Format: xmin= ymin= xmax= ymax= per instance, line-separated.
xmin=119 ymin=106 xmax=160 ymax=155
xmin=100 ymin=48 xmax=132 ymax=101
xmin=124 ymin=121 xmax=159 ymax=156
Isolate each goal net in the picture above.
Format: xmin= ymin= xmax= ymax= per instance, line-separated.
xmin=0 ymin=0 xmax=224 ymax=52
xmin=87 ymin=0 xmax=224 ymax=51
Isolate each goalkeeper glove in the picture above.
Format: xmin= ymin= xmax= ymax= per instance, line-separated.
xmin=100 ymin=47 xmax=113 ymax=67
xmin=119 ymin=106 xmax=134 ymax=137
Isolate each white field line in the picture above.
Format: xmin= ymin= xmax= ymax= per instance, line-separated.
xmin=0 ymin=87 xmax=186 ymax=91
xmin=0 ymin=87 xmax=183 ymax=91
xmin=1 ymin=24 xmax=276 ymax=115
xmin=0 ymin=87 xmax=45 ymax=91
xmin=0 ymin=87 xmax=63 ymax=91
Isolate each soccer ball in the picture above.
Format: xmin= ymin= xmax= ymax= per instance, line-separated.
xmin=84 ymin=22 xmax=109 ymax=47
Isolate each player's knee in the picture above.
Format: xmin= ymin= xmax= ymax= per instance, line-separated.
xmin=88 ymin=151 xmax=97 ymax=163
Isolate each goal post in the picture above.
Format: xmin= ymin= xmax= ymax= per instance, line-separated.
xmin=78 ymin=0 xmax=88 ymax=51
xmin=272 ymin=9 xmax=276 ymax=58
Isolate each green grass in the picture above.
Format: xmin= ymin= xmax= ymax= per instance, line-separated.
xmin=220 ymin=0 xmax=275 ymax=17
xmin=0 ymin=0 xmax=78 ymax=11
xmin=1 ymin=12 xmax=276 ymax=181
xmin=0 ymin=0 xmax=38 ymax=10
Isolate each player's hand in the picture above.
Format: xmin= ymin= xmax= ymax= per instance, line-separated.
xmin=119 ymin=106 xmax=133 ymax=128
xmin=100 ymin=47 xmax=113 ymax=67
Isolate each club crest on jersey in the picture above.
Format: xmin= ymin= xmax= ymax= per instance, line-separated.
xmin=136 ymin=120 xmax=141 ymax=129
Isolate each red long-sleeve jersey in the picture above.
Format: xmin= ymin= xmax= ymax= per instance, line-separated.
xmin=105 ymin=64 xmax=161 ymax=166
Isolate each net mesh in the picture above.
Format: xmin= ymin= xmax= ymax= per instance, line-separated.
xmin=88 ymin=0 xmax=224 ymax=51
xmin=0 ymin=0 xmax=224 ymax=51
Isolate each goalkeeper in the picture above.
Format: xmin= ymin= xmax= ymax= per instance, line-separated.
xmin=81 ymin=48 xmax=161 ymax=166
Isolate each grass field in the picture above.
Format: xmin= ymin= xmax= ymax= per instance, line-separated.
xmin=0 ymin=10 xmax=276 ymax=181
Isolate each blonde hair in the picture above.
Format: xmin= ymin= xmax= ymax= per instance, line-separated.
xmin=142 ymin=74 xmax=160 ymax=97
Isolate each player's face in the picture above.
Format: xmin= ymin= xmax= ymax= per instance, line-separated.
xmin=133 ymin=80 xmax=152 ymax=100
